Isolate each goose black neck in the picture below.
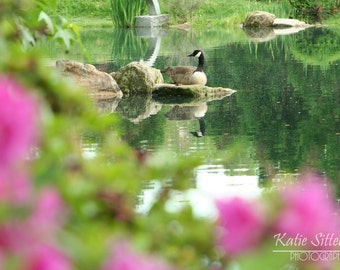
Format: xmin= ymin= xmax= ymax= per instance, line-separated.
xmin=196 ymin=53 xmax=204 ymax=72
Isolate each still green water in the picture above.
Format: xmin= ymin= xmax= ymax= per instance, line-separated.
xmin=44 ymin=25 xmax=340 ymax=212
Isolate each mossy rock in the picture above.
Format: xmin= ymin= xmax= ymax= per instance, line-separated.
xmin=113 ymin=62 xmax=163 ymax=94
xmin=152 ymin=83 xmax=236 ymax=104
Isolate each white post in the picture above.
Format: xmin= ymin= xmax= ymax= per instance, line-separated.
xmin=135 ymin=0 xmax=168 ymax=28
xmin=146 ymin=0 xmax=161 ymax=15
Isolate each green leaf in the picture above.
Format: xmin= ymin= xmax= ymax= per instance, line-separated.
xmin=54 ymin=26 xmax=75 ymax=49
xmin=38 ymin=11 xmax=54 ymax=34
xmin=18 ymin=23 xmax=36 ymax=49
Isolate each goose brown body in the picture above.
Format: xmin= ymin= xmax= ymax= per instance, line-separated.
xmin=162 ymin=50 xmax=207 ymax=86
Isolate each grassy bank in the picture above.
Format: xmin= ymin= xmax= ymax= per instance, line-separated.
xmin=56 ymin=0 xmax=340 ymax=27
xmin=193 ymin=0 xmax=293 ymax=27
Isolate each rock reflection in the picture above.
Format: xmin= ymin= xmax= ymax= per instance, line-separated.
xmin=95 ymin=97 xmax=121 ymax=114
xmin=243 ymin=22 xmax=311 ymax=42
xmin=243 ymin=27 xmax=276 ymax=42
xmin=116 ymin=94 xmax=162 ymax=123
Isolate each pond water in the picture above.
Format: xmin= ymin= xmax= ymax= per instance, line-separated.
xmin=45 ymin=25 xmax=340 ymax=216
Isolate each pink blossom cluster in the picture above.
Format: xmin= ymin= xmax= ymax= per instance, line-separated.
xmin=0 ymin=187 xmax=70 ymax=270
xmin=0 ymin=76 xmax=177 ymax=270
xmin=102 ymin=241 xmax=175 ymax=270
xmin=215 ymin=172 xmax=340 ymax=267
xmin=0 ymin=76 xmax=71 ymax=269
xmin=275 ymin=173 xmax=340 ymax=246
xmin=0 ymin=77 xmax=38 ymax=168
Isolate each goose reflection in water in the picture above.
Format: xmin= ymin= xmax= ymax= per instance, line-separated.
xmin=164 ymin=103 xmax=208 ymax=138
xmin=190 ymin=103 xmax=207 ymax=137
xmin=191 ymin=117 xmax=206 ymax=137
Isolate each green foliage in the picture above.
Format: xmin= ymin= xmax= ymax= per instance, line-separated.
xmin=53 ymin=0 xmax=340 ymax=28
xmin=0 ymin=0 xmax=88 ymax=58
xmin=288 ymin=0 xmax=340 ymax=22
xmin=290 ymin=27 xmax=340 ymax=66
xmin=4 ymin=0 xmax=340 ymax=269
xmin=193 ymin=0 xmax=293 ymax=28
xmin=110 ymin=29 xmax=149 ymax=66
xmin=1 ymin=1 xmax=221 ymax=269
xmin=56 ymin=0 xmax=111 ymax=19
xmin=162 ymin=0 xmax=206 ymax=24
xmin=109 ymin=0 xmax=146 ymax=28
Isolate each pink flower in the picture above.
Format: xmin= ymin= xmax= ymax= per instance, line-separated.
xmin=0 ymin=76 xmax=38 ymax=167
xmin=275 ymin=172 xmax=340 ymax=247
xmin=102 ymin=240 xmax=175 ymax=270
xmin=0 ymin=223 xmax=31 ymax=253
xmin=215 ymin=197 xmax=265 ymax=257
xmin=0 ymin=224 xmax=71 ymax=270
xmin=29 ymin=187 xmax=66 ymax=233
xmin=0 ymin=170 xmax=32 ymax=204
xmin=25 ymin=243 xmax=71 ymax=270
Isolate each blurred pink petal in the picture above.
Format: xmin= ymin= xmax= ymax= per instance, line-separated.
xmin=275 ymin=172 xmax=340 ymax=248
xmin=0 ymin=224 xmax=31 ymax=253
xmin=29 ymin=187 xmax=66 ymax=232
xmin=0 ymin=224 xmax=71 ymax=270
xmin=0 ymin=170 xmax=32 ymax=204
xmin=0 ymin=76 xmax=38 ymax=166
xmin=102 ymin=240 xmax=175 ymax=270
xmin=276 ymin=174 xmax=340 ymax=248
xmin=215 ymin=197 xmax=265 ymax=256
xmin=25 ymin=243 xmax=71 ymax=270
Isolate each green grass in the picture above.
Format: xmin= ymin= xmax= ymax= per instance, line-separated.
xmin=193 ymin=0 xmax=294 ymax=28
xmin=55 ymin=0 xmax=340 ymax=28
xmin=109 ymin=0 xmax=146 ymax=28
xmin=56 ymin=0 xmax=111 ymax=18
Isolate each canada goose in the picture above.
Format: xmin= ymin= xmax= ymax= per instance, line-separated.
xmin=162 ymin=50 xmax=207 ymax=86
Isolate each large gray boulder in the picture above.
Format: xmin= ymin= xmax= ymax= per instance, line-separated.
xmin=243 ymin=11 xmax=310 ymax=30
xmin=243 ymin=11 xmax=276 ymax=27
xmin=113 ymin=62 xmax=163 ymax=94
xmin=56 ymin=60 xmax=122 ymax=98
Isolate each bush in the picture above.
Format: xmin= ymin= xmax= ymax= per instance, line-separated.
xmin=288 ymin=0 xmax=340 ymax=22
xmin=162 ymin=0 xmax=206 ymax=24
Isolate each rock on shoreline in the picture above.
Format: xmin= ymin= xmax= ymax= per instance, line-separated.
xmin=56 ymin=60 xmax=123 ymax=98
xmin=243 ymin=11 xmax=311 ymax=29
